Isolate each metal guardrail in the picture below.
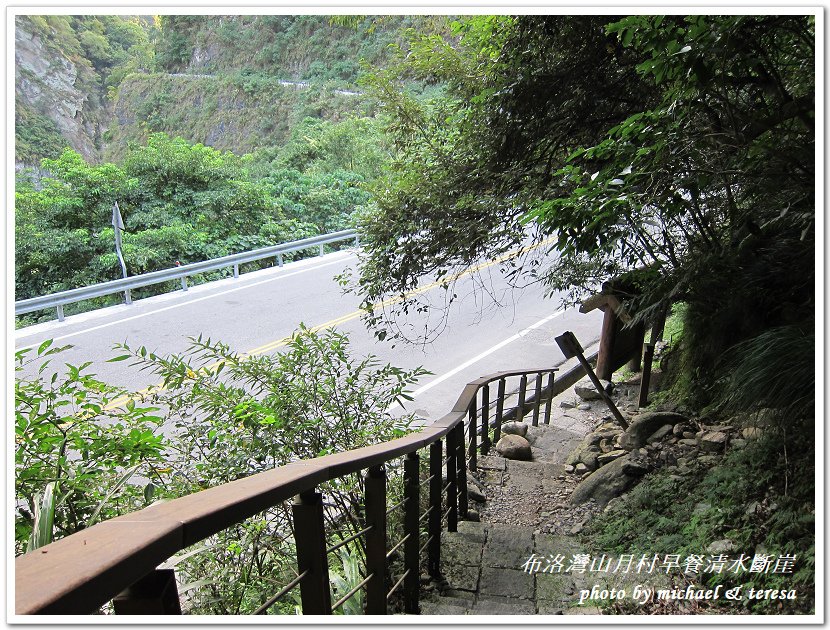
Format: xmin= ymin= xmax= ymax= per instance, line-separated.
xmin=15 ymin=230 xmax=359 ymax=322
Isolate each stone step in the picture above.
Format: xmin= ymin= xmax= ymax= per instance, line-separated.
xmin=471 ymin=595 xmax=536 ymax=615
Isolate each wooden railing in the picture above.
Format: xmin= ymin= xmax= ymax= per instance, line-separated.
xmin=16 ymin=366 xmax=564 ymax=616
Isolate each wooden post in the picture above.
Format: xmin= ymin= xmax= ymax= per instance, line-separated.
xmin=543 ymin=372 xmax=555 ymax=425
xmin=403 ymin=453 xmax=420 ymax=614
xmin=532 ymin=373 xmax=543 ymax=426
xmin=113 ymin=569 xmax=181 ymax=615
xmin=446 ymin=429 xmax=458 ymax=532
xmin=651 ymin=306 xmax=668 ymax=342
xmin=626 ymin=323 xmax=646 ymax=372
xmin=555 ymin=331 xmax=629 ymax=430
xmin=595 ymin=307 xmax=618 ymax=381
xmin=517 ymin=375 xmax=528 ymax=421
xmin=493 ymin=378 xmax=505 ymax=444
xmin=365 ymin=465 xmax=387 ymax=615
xmin=455 ymin=423 xmax=468 ymax=520
xmin=292 ymin=490 xmax=332 ymax=614
xmin=428 ymin=441 xmax=442 ymax=577
xmin=481 ymin=383 xmax=491 ymax=454
xmin=468 ymin=403 xmax=477 ymax=471
xmin=638 ymin=343 xmax=656 ymax=408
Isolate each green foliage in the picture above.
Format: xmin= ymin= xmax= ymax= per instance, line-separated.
xmin=583 ymin=432 xmax=814 ymax=613
xmin=107 ymin=326 xmax=427 ymax=613
xmin=14 ymin=341 xmax=167 ymax=555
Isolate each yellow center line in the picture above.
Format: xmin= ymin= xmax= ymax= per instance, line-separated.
xmin=103 ymin=237 xmax=555 ymax=410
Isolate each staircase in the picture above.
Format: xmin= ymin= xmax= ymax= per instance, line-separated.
xmin=421 ymin=416 xmax=603 ymax=615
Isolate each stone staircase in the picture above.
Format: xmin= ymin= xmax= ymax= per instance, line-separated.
xmin=420 ymin=426 xmax=608 ymax=616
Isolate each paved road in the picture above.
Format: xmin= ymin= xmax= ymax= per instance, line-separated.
xmin=14 ymin=246 xmax=602 ymax=421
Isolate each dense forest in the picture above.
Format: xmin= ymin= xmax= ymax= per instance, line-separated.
xmin=15 ymin=14 xmax=816 ymax=616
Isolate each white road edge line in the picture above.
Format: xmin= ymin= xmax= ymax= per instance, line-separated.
xmin=14 ymin=254 xmax=356 ymax=350
xmin=406 ymin=308 xmax=567 ymax=401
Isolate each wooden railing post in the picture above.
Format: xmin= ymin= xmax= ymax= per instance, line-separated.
xmin=428 ymin=441 xmax=442 ymax=577
xmin=468 ymin=402 xmax=477 ymax=471
xmin=454 ymin=422 xmax=468 ymax=520
xmin=481 ymin=383 xmax=491 ymax=454
xmin=494 ymin=378 xmax=506 ymax=444
xmin=543 ymin=371 xmax=555 ymax=425
xmin=532 ymin=372 xmax=543 ymax=426
xmin=403 ymin=453 xmax=420 ymax=614
xmin=446 ymin=429 xmax=458 ymax=532
xmin=365 ymin=465 xmax=387 ymax=615
xmin=113 ymin=569 xmax=181 ymax=615
xmin=292 ymin=490 xmax=332 ymax=615
xmin=517 ymin=374 xmax=528 ymax=420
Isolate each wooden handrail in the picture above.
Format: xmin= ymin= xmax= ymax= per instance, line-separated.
xmin=15 ymin=367 xmax=557 ymax=615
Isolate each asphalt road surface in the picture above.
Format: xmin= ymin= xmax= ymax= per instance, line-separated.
xmin=14 ymin=246 xmax=602 ymax=422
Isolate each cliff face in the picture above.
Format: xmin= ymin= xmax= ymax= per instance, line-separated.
xmin=15 ymin=16 xmax=107 ymax=163
xmin=15 ymin=15 xmax=436 ymax=165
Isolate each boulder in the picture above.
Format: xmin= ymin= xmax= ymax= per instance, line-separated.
xmin=467 ymin=483 xmax=486 ymax=502
xmin=495 ymin=434 xmax=532 ymax=460
xmin=565 ymin=435 xmax=602 ymax=467
xmin=501 ymin=421 xmax=528 ymax=437
xmin=574 ymin=377 xmax=613 ymax=401
xmin=707 ymin=539 xmax=735 ymax=554
xmin=742 ymin=427 xmax=763 ymax=440
xmin=570 ymin=454 xmax=650 ymax=507
xmin=597 ymin=449 xmax=627 ymax=466
xmin=646 ymin=424 xmax=674 ymax=444
xmin=699 ymin=431 xmax=728 ymax=453
xmin=619 ymin=411 xmax=690 ymax=450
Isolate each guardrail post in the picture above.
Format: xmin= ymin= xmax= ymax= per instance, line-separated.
xmin=112 ymin=569 xmax=181 ymax=614
xmin=446 ymin=429 xmax=458 ymax=533
xmin=124 ymin=289 xmax=132 ymax=305
xmin=481 ymin=383 xmax=491 ymax=455
xmin=319 ymin=244 xmax=325 ymax=257
xmin=543 ymin=371 xmax=555 ymax=425
xmin=365 ymin=465 xmax=387 ymax=614
xmin=56 ymin=304 xmax=65 ymax=322
xmin=180 ymin=277 xmax=188 ymax=292
xmin=292 ymin=490 xmax=332 ymax=615
xmin=494 ymin=378 xmax=506 ymax=444
xmin=468 ymin=402 xmax=477 ymax=472
xmin=532 ymin=372 xmax=543 ymax=426
xmin=403 ymin=453 xmax=420 ymax=614
xmin=277 ymin=253 xmax=284 ymax=267
xmin=428 ymin=441 xmax=442 ymax=577
xmin=517 ymin=374 xmax=528 ymax=421
xmin=233 ymin=263 xmax=239 ymax=279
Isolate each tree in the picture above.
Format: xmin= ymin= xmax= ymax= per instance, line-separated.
xmin=350 ymin=15 xmax=814 ymax=408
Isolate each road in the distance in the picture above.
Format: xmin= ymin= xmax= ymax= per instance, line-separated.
xmin=14 ymin=247 xmax=603 ymax=421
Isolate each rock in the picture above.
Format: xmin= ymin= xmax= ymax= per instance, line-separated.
xmin=619 ymin=412 xmax=690 ymax=449
xmin=495 ymin=434 xmax=532 ymax=460
xmin=743 ymin=427 xmax=763 ymax=440
xmin=599 ymin=439 xmax=613 ymax=454
xmin=565 ymin=435 xmax=602 ymax=467
xmin=597 ymin=449 xmax=627 ymax=466
xmin=563 ymin=464 xmax=575 ymax=474
xmin=501 ymin=422 xmax=529 ymax=437
xmin=578 ymin=403 xmax=592 ymax=411
xmin=466 ymin=509 xmax=481 ymax=522
xmin=692 ymin=501 xmax=711 ymax=515
xmin=574 ymin=463 xmax=589 ymax=474
xmin=707 ymin=539 xmax=735 ymax=554
xmin=678 ymin=438 xmax=698 ymax=447
xmin=570 ymin=522 xmax=584 ymax=535
xmin=682 ymin=431 xmax=697 ymax=439
xmin=672 ymin=423 xmax=693 ymax=437
xmin=560 ymin=400 xmax=577 ymax=409
xmin=647 ymin=424 xmax=674 ymax=444
xmin=570 ymin=454 xmax=650 ymax=507
xmin=700 ymin=431 xmax=728 ymax=453
xmin=467 ymin=484 xmax=486 ymax=502
xmin=574 ymin=377 xmax=613 ymax=401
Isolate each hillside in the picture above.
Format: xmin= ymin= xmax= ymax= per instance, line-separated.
xmin=15 ymin=14 xmax=443 ymax=165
